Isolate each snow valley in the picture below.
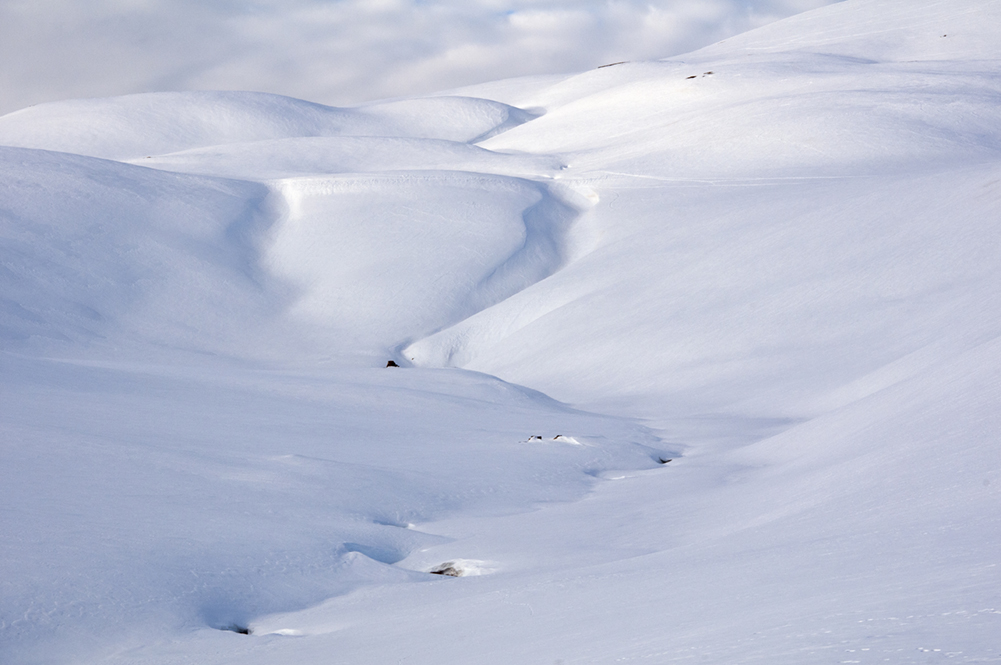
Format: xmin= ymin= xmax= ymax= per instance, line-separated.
xmin=1 ymin=1 xmax=1000 ymax=663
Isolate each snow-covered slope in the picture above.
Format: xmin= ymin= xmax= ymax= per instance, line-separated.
xmin=0 ymin=92 xmax=535 ymax=160
xmin=2 ymin=1 xmax=1000 ymax=663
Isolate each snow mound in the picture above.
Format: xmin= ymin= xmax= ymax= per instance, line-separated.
xmin=0 ymin=91 xmax=537 ymax=160
xmin=265 ymin=172 xmax=591 ymax=357
xmin=0 ymin=146 xmax=280 ymax=359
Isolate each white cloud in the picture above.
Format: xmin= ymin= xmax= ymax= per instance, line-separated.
xmin=0 ymin=0 xmax=844 ymax=115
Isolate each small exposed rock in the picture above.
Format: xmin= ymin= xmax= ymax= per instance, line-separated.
xmin=386 ymin=360 xmax=399 ymax=367
xmin=429 ymin=562 xmax=463 ymax=577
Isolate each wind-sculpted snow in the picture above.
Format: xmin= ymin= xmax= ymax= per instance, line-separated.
xmin=0 ymin=91 xmax=537 ymax=160
xmin=416 ymin=0 xmax=1001 ymax=419
xmin=265 ymin=172 xmax=596 ymax=358
xmin=0 ymin=147 xmax=280 ymax=359
xmin=411 ymin=164 xmax=1001 ymax=422
xmin=1 ymin=0 xmax=1000 ymax=663
xmin=473 ymin=57 xmax=1001 ymax=179
xmin=0 ymin=78 xmax=635 ymax=664
xmin=248 ymin=331 xmax=1001 ymax=664
xmin=0 ymin=354 xmax=667 ymax=662
xmin=0 ymin=141 xmax=577 ymax=363
xmin=129 ymin=135 xmax=563 ymax=180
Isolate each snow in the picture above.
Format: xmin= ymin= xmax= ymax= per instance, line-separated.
xmin=0 ymin=92 xmax=535 ymax=161
xmin=2 ymin=1 xmax=1000 ymax=663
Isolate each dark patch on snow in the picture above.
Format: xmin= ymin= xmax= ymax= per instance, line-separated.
xmin=386 ymin=360 xmax=399 ymax=367
xmin=657 ymin=457 xmax=673 ymax=465
xmin=598 ymin=61 xmax=627 ymax=69
xmin=220 ymin=624 xmax=251 ymax=635
xmin=686 ymin=75 xmax=697 ymax=79
xmin=429 ymin=562 xmax=463 ymax=577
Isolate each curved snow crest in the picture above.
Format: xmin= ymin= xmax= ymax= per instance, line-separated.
xmin=0 ymin=91 xmax=539 ymax=161
xmin=403 ymin=180 xmax=601 ymax=368
xmin=125 ymin=135 xmax=564 ymax=181
xmin=358 ymin=95 xmax=542 ymax=145
xmin=262 ymin=172 xmax=598 ymax=359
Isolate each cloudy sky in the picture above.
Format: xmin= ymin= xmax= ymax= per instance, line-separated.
xmin=0 ymin=0 xmax=842 ymax=115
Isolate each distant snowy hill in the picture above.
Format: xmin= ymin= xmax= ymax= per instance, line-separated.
xmin=2 ymin=1 xmax=999 ymax=663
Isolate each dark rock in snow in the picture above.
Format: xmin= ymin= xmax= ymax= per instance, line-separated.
xmin=429 ymin=562 xmax=463 ymax=577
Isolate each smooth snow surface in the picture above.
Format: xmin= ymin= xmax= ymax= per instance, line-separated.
xmin=2 ymin=1 xmax=1000 ymax=663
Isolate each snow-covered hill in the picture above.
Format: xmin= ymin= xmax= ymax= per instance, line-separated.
xmin=1 ymin=1 xmax=999 ymax=663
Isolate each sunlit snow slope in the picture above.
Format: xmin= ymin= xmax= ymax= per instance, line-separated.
xmin=2 ymin=1 xmax=1000 ymax=663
